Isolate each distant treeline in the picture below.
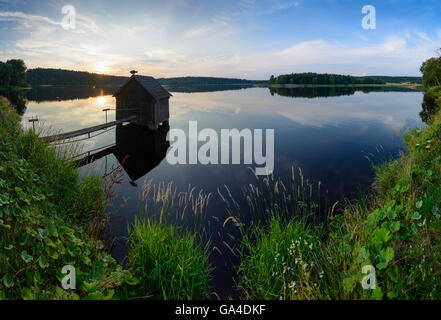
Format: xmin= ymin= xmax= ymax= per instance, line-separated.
xmin=158 ymin=76 xmax=266 ymax=86
xmin=26 ymin=69 xmax=267 ymax=87
xmin=269 ymin=85 xmax=420 ymax=99
xmin=27 ymin=68 xmax=128 ymax=86
xmin=0 ymin=59 xmax=28 ymax=88
xmin=268 ymin=73 xmax=422 ymax=85
xmin=363 ymin=76 xmax=422 ymax=84
xmin=269 ymin=73 xmax=385 ymax=85
xmin=24 ymin=68 xmax=422 ymax=88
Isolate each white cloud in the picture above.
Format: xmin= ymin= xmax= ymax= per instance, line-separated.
xmin=144 ymin=49 xmax=187 ymax=63
xmin=0 ymin=6 xmax=437 ymax=78
xmin=0 ymin=11 xmax=98 ymax=34
xmin=0 ymin=11 xmax=61 ymax=27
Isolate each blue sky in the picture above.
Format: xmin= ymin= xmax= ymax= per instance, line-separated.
xmin=0 ymin=0 xmax=440 ymax=78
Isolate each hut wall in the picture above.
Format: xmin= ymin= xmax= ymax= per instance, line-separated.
xmin=115 ymin=78 xmax=170 ymax=128
xmin=155 ymin=98 xmax=170 ymax=124
xmin=115 ymin=79 xmax=154 ymax=125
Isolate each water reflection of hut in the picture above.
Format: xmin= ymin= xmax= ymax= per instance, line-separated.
xmin=113 ymin=123 xmax=170 ymax=181
xmin=113 ymin=74 xmax=172 ymax=130
xmin=75 ymin=123 xmax=169 ymax=181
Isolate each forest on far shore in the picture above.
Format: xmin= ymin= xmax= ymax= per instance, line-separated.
xmin=0 ymin=63 xmax=423 ymax=88
xmin=268 ymin=72 xmax=422 ymax=85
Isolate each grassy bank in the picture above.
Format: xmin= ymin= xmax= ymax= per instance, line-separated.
xmin=0 ymin=98 xmax=211 ymax=300
xmin=0 ymin=97 xmax=138 ymax=299
xmin=238 ymin=87 xmax=441 ymax=300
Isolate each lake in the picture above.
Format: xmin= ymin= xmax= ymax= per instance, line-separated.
xmin=6 ymin=85 xmax=424 ymax=298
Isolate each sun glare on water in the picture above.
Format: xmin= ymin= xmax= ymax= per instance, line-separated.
xmin=96 ymin=96 xmax=111 ymax=106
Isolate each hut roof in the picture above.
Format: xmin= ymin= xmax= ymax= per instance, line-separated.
xmin=113 ymin=75 xmax=172 ymax=101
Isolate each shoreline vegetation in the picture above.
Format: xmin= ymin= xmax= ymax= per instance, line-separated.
xmin=234 ymin=57 xmax=441 ymax=299
xmin=267 ymin=72 xmax=421 ymax=86
xmin=0 ymin=59 xmax=29 ymax=90
xmin=0 ymin=97 xmax=212 ymax=300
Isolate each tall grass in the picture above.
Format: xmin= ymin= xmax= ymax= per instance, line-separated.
xmin=123 ymin=180 xmax=213 ymax=300
xmin=127 ymin=219 xmax=212 ymax=300
xmin=219 ymin=167 xmax=338 ymax=299
xmin=141 ymin=179 xmax=211 ymax=234
xmin=220 ymin=167 xmax=327 ymax=230
xmin=233 ymin=87 xmax=441 ymax=300
xmin=238 ymin=217 xmax=326 ymax=300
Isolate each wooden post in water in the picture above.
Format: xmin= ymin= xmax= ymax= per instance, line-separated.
xmin=102 ymin=108 xmax=111 ymax=124
xmin=29 ymin=116 xmax=39 ymax=132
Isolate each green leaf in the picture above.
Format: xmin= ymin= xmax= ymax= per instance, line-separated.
xmin=81 ymin=255 xmax=91 ymax=266
xmin=389 ymin=221 xmax=401 ymax=233
xmin=102 ymin=289 xmax=115 ymax=300
xmin=342 ymin=277 xmax=356 ymax=293
xmin=21 ymin=288 xmax=34 ymax=300
xmin=3 ymin=275 xmax=13 ymax=288
xmin=47 ymin=250 xmax=59 ymax=260
xmin=47 ymin=224 xmax=58 ymax=237
xmin=82 ymin=281 xmax=100 ymax=293
xmin=38 ymin=255 xmax=48 ymax=269
xmin=0 ymin=220 xmax=10 ymax=229
xmin=376 ymin=260 xmax=388 ymax=270
xmin=432 ymin=206 xmax=440 ymax=220
xmin=84 ymin=292 xmax=104 ymax=300
xmin=20 ymin=251 xmax=33 ymax=263
xmin=411 ymin=223 xmax=418 ymax=235
xmin=20 ymin=232 xmax=29 ymax=246
xmin=385 ymin=247 xmax=394 ymax=262
xmin=387 ymin=291 xmax=398 ymax=299
xmin=375 ymin=227 xmax=390 ymax=245
xmin=416 ymin=200 xmax=423 ymax=209
xmin=0 ymin=194 xmax=9 ymax=205
xmin=377 ymin=247 xmax=394 ymax=270
xmin=125 ymin=276 xmax=140 ymax=286
xmin=412 ymin=212 xmax=422 ymax=220
xmin=372 ymin=286 xmax=383 ymax=300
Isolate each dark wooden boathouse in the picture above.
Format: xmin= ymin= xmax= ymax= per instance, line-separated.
xmin=113 ymin=73 xmax=172 ymax=130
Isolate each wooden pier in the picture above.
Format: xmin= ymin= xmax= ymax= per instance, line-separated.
xmin=41 ymin=115 xmax=137 ymax=143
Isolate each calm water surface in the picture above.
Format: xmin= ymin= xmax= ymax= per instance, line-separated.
xmin=14 ymin=85 xmax=423 ymax=298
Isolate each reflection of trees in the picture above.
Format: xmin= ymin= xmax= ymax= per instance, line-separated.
xmin=269 ymin=86 xmax=419 ymax=98
xmin=269 ymin=86 xmax=356 ymax=98
xmin=163 ymin=84 xmax=252 ymax=93
xmin=25 ymin=85 xmax=253 ymax=101
xmin=26 ymin=86 xmax=117 ymax=102
xmin=0 ymin=89 xmax=27 ymax=115
xmin=420 ymin=92 xmax=440 ymax=124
